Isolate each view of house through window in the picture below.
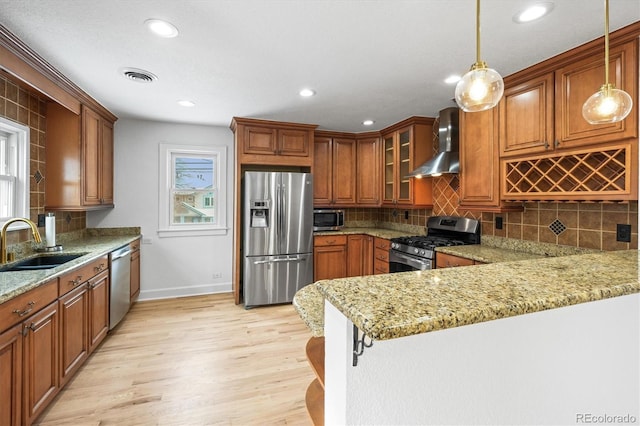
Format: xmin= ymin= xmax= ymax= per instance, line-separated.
xmin=158 ymin=143 xmax=227 ymax=238
xmin=172 ymin=156 xmax=216 ymax=224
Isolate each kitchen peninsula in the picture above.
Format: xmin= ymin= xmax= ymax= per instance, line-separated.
xmin=294 ymin=249 xmax=640 ymax=425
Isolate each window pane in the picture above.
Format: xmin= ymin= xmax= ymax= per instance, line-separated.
xmin=171 ymin=189 xmax=217 ymax=224
xmin=174 ymin=156 xmax=215 ymax=190
xmin=0 ymin=178 xmax=14 ymax=219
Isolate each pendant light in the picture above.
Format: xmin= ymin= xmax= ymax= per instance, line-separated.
xmin=582 ymin=0 xmax=633 ymax=124
xmin=455 ymin=0 xmax=504 ymax=112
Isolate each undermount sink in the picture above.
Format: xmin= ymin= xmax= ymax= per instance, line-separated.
xmin=0 ymin=253 xmax=87 ymax=272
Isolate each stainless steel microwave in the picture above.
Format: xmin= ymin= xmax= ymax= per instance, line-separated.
xmin=313 ymin=209 xmax=345 ymax=231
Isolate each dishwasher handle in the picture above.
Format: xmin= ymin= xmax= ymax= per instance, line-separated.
xmin=111 ymin=247 xmax=132 ymax=261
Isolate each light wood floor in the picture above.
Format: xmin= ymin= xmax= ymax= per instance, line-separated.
xmin=35 ymin=293 xmax=315 ymax=425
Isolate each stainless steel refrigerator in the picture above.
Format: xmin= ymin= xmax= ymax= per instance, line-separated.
xmin=243 ymin=171 xmax=313 ymax=307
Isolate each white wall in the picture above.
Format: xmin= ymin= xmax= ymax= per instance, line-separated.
xmin=87 ymin=118 xmax=234 ymax=300
xmin=326 ymin=294 xmax=640 ymax=425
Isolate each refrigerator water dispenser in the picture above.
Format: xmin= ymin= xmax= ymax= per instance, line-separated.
xmin=250 ymin=200 xmax=269 ymax=228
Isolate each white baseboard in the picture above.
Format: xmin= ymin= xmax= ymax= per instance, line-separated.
xmin=138 ymin=282 xmax=232 ymax=301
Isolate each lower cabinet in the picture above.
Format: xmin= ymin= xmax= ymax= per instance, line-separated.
xmin=88 ymin=270 xmax=109 ymax=353
xmin=0 ymin=324 xmax=22 ymax=426
xmin=436 ymin=252 xmax=484 ymax=268
xmin=130 ymin=238 xmax=141 ymax=303
xmin=314 ymin=235 xmax=347 ymax=280
xmin=58 ymin=284 xmax=89 ymax=387
xmin=347 ymin=235 xmax=373 ymax=277
xmin=373 ymin=237 xmax=390 ymax=274
xmin=22 ymin=301 xmax=59 ymax=425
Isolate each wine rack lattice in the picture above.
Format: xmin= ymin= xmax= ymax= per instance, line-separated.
xmin=502 ymin=144 xmax=634 ymax=201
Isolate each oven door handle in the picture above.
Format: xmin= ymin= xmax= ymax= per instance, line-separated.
xmin=389 ymin=250 xmax=430 ymax=270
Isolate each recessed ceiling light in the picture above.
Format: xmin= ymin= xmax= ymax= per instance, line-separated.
xmin=299 ymin=88 xmax=316 ymax=97
xmin=145 ymin=19 xmax=179 ymax=38
xmin=120 ymin=67 xmax=158 ymax=83
xmin=362 ymin=120 xmax=375 ymax=126
xmin=444 ymin=75 xmax=461 ymax=84
xmin=178 ymin=100 xmax=195 ymax=107
xmin=513 ymin=2 xmax=554 ymax=23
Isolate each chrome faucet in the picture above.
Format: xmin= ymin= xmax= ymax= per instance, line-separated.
xmin=1 ymin=218 xmax=42 ymax=264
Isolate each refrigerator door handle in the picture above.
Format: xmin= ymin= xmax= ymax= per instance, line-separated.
xmin=253 ymin=256 xmax=306 ymax=265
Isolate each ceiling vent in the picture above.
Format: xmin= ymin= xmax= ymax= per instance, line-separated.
xmin=121 ymin=68 xmax=157 ymax=83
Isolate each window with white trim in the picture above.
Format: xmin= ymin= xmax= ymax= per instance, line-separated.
xmin=0 ymin=117 xmax=29 ymax=229
xmin=158 ymin=144 xmax=227 ymax=237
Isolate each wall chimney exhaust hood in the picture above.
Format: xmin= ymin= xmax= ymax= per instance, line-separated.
xmin=407 ymin=107 xmax=460 ymax=178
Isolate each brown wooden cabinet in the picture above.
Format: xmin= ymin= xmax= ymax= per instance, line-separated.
xmin=58 ymin=283 xmax=88 ymax=387
xmin=87 ymin=269 xmax=109 ymax=354
xmin=0 ymin=279 xmax=58 ymax=426
xmin=231 ymin=117 xmax=316 ymax=167
xmin=46 ymin=103 xmax=115 ymax=210
xmin=381 ymin=117 xmax=434 ymax=207
xmin=499 ymin=73 xmax=555 ymax=157
xmin=0 ymin=324 xmax=22 ymax=426
xmin=500 ymin=40 xmax=637 ymax=158
xmin=355 ymin=135 xmax=380 ymax=206
xmin=459 ymin=109 xmax=523 ymax=212
xmin=313 ymin=235 xmax=347 ymax=281
xmin=130 ymin=238 xmax=141 ymax=303
xmin=313 ymin=133 xmax=356 ymax=206
xmin=373 ymin=237 xmax=390 ymax=275
xmin=58 ymin=256 xmax=109 ymax=387
xmin=347 ymin=235 xmax=373 ymax=277
xmin=436 ymin=252 xmax=482 ymax=268
xmin=22 ymin=300 xmax=59 ymax=425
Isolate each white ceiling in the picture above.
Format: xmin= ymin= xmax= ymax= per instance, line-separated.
xmin=1 ymin=0 xmax=639 ymax=132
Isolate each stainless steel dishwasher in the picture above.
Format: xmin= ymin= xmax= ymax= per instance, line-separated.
xmin=109 ymin=244 xmax=131 ymax=329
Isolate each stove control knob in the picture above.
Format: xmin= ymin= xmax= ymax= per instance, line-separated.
xmin=413 ymin=248 xmax=419 ymax=254
xmin=391 ymin=243 xmax=397 ymax=249
xmin=419 ymin=250 xmax=425 ymax=256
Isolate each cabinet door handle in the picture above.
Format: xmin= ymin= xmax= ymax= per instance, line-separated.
xmin=13 ymin=301 xmax=35 ymax=317
xmin=554 ymin=140 xmax=560 ymax=148
xmin=544 ymin=141 xmax=549 ymax=149
xmin=69 ymin=276 xmax=83 ymax=286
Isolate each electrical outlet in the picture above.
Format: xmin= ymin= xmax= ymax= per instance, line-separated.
xmin=404 ymin=210 xmax=409 ymax=220
xmin=213 ymin=272 xmax=222 ymax=279
xmin=495 ymin=216 xmax=503 ymax=230
xmin=616 ymin=224 xmax=631 ymax=243
xmin=37 ymin=214 xmax=46 ymax=227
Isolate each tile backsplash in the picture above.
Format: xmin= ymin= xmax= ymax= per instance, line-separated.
xmin=0 ymin=74 xmax=86 ymax=245
xmin=345 ymin=172 xmax=638 ymax=251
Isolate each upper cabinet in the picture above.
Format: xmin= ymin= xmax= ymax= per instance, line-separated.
xmin=381 ymin=117 xmax=434 ymax=207
xmin=313 ymin=133 xmax=356 ymax=206
xmin=498 ymin=35 xmax=639 ymax=202
xmin=355 ymin=134 xmax=380 ymax=206
xmin=46 ymin=103 xmax=115 ymax=210
xmin=313 ymin=131 xmax=380 ymax=207
xmin=500 ymin=40 xmax=638 ymax=158
xmin=230 ymin=117 xmax=317 ymax=167
xmin=459 ymin=109 xmax=522 ymax=212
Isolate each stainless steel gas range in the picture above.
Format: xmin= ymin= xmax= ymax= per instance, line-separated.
xmin=389 ymin=216 xmax=480 ymax=272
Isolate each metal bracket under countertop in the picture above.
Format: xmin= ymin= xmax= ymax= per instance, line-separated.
xmin=352 ymin=324 xmax=373 ymax=366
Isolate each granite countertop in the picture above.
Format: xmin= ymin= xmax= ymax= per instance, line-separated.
xmin=436 ymin=245 xmax=547 ymax=263
xmin=295 ymin=250 xmax=639 ymax=341
xmin=314 ymin=227 xmax=414 ymax=240
xmin=0 ymin=230 xmax=140 ymax=304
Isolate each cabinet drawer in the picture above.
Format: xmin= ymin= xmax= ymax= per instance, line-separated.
xmin=314 ymin=235 xmax=347 ymax=247
xmin=374 ymin=237 xmax=390 ymax=250
xmin=374 ymin=247 xmax=389 ymax=263
xmin=436 ymin=253 xmax=475 ymax=269
xmin=374 ymin=258 xmax=389 ymax=274
xmin=0 ymin=279 xmax=58 ymax=332
xmin=58 ymin=255 xmax=108 ymax=296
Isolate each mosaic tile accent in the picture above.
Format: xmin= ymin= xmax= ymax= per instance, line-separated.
xmin=549 ymin=219 xmax=567 ymax=235
xmin=33 ymin=170 xmax=43 ymax=184
xmin=65 ymin=213 xmax=72 ymax=224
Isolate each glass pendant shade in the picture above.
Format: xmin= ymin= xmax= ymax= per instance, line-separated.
xmin=582 ymin=0 xmax=633 ymax=124
xmin=582 ymin=83 xmax=633 ymax=124
xmin=455 ymin=62 xmax=504 ymax=112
